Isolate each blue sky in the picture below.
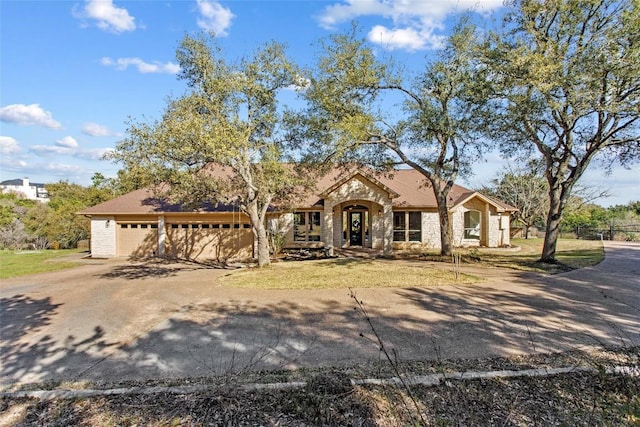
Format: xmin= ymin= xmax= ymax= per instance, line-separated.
xmin=1 ymin=0 xmax=637 ymax=206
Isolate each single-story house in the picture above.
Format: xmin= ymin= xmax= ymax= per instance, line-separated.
xmin=78 ymin=167 xmax=516 ymax=260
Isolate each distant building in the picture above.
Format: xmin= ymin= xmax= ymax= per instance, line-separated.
xmin=0 ymin=178 xmax=49 ymax=202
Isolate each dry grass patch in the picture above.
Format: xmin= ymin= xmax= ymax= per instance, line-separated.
xmin=220 ymin=258 xmax=479 ymax=290
xmin=479 ymin=238 xmax=604 ymax=273
xmin=416 ymin=238 xmax=606 ymax=274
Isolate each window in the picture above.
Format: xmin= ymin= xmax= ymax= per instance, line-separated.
xmin=294 ymin=211 xmax=322 ymax=242
xmin=408 ymin=212 xmax=421 ymax=242
xmin=202 ymin=224 xmax=210 ymax=229
xmin=393 ymin=211 xmax=422 ymax=242
xmin=393 ymin=212 xmax=405 ymax=241
xmin=464 ymin=211 xmax=481 ymax=240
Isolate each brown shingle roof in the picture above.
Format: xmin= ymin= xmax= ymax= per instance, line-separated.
xmin=78 ymin=166 xmax=516 ymax=215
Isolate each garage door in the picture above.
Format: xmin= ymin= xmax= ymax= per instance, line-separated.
xmin=166 ymin=223 xmax=253 ymax=261
xmin=117 ymin=223 xmax=159 ymax=257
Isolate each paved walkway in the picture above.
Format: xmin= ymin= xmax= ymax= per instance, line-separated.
xmin=1 ymin=241 xmax=638 ymax=388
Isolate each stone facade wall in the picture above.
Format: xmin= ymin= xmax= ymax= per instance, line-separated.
xmin=90 ymin=217 xmax=116 ymax=257
xmin=421 ymin=211 xmax=441 ymax=248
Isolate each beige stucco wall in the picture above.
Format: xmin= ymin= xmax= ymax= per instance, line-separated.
xmin=90 ymin=217 xmax=116 ymax=257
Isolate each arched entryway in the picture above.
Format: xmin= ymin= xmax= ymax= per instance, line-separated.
xmin=343 ymin=204 xmax=369 ymax=247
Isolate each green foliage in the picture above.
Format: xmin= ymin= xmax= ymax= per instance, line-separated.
xmin=109 ymin=34 xmax=310 ymax=266
xmin=480 ymin=0 xmax=640 ymax=261
xmin=0 ymin=179 xmax=116 ymax=250
xmin=298 ymin=20 xmax=488 ymax=256
xmin=480 ymin=162 xmax=549 ymax=235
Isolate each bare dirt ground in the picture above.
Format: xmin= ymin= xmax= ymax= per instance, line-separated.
xmin=1 ymin=242 xmax=639 ymax=425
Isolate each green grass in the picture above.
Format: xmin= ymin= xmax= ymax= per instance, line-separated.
xmin=0 ymin=249 xmax=83 ymax=279
xmin=220 ymin=258 xmax=479 ymax=290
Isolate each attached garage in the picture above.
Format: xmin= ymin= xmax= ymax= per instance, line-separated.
xmin=165 ymin=222 xmax=253 ymax=261
xmin=117 ymin=223 xmax=159 ymax=257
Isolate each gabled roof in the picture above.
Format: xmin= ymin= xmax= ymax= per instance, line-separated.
xmin=78 ymin=166 xmax=516 ymax=215
xmin=450 ymin=191 xmax=517 ymax=212
xmin=319 ymin=170 xmax=400 ymax=199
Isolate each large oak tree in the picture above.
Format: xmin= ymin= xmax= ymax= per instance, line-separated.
xmin=481 ymin=0 xmax=639 ymax=262
xmin=110 ymin=34 xmax=306 ymax=267
xmin=296 ymin=23 xmax=488 ymax=256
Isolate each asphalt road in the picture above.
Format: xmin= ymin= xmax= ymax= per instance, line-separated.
xmin=1 ymin=241 xmax=638 ymax=388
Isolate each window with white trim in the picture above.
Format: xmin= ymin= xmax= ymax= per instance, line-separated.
xmin=393 ymin=211 xmax=422 ymax=242
xmin=294 ymin=211 xmax=321 ymax=242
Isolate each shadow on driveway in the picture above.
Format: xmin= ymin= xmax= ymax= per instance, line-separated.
xmin=1 ymin=242 xmax=638 ymax=388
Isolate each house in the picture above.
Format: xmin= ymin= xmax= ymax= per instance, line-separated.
xmin=0 ymin=178 xmax=49 ymax=202
xmin=78 ymin=167 xmax=516 ymax=260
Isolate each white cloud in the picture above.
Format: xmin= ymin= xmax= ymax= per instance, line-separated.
xmin=44 ymin=162 xmax=85 ymax=175
xmin=31 ymin=141 xmax=113 ymax=162
xmin=367 ymin=25 xmax=445 ymax=51
xmin=0 ymin=136 xmax=21 ymax=155
xmin=56 ymin=136 xmax=79 ymax=149
xmin=73 ymin=0 xmax=136 ymax=33
xmin=75 ymin=148 xmax=113 ymax=160
xmin=82 ymin=122 xmax=112 ymax=136
xmin=196 ymin=0 xmax=234 ymax=36
xmin=0 ymin=104 xmax=62 ymax=129
xmin=101 ymin=57 xmax=180 ymax=74
xmin=318 ymin=0 xmax=503 ymax=50
xmin=32 ymin=145 xmax=74 ymax=156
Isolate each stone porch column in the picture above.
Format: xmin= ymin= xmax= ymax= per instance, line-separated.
xmin=323 ymin=201 xmax=334 ymax=256
xmin=383 ymin=203 xmax=393 ymax=256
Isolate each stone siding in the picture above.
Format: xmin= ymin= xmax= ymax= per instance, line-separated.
xmin=421 ymin=211 xmax=441 ymax=248
xmin=90 ymin=217 xmax=116 ymax=257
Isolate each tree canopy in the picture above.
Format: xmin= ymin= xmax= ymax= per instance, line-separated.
xmin=109 ymin=34 xmax=308 ymax=266
xmin=296 ymin=22 xmax=488 ymax=255
xmin=480 ymin=0 xmax=640 ymax=262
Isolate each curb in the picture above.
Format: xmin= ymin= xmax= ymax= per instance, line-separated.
xmin=2 ymin=365 xmax=638 ymax=401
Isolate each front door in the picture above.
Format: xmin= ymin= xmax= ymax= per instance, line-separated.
xmin=349 ymin=211 xmax=363 ymax=246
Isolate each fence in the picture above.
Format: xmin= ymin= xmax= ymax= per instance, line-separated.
xmin=574 ymin=224 xmax=640 ymax=241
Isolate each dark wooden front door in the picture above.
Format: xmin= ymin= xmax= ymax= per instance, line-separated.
xmin=349 ymin=211 xmax=363 ymax=246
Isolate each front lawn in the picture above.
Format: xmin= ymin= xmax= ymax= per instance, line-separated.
xmin=0 ymin=249 xmax=83 ymax=279
xmin=220 ymin=258 xmax=478 ymax=290
xmin=467 ymin=238 xmax=605 ymax=274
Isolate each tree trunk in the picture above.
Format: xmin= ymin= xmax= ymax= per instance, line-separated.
xmin=246 ymin=201 xmax=271 ymax=267
xmin=540 ymin=183 xmax=570 ymax=263
xmin=435 ymin=190 xmax=453 ymax=257
xmin=541 ymin=206 xmax=562 ymax=263
xmin=254 ymin=222 xmax=271 ymax=267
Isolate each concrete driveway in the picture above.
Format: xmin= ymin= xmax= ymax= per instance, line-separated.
xmin=1 ymin=241 xmax=639 ymax=388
